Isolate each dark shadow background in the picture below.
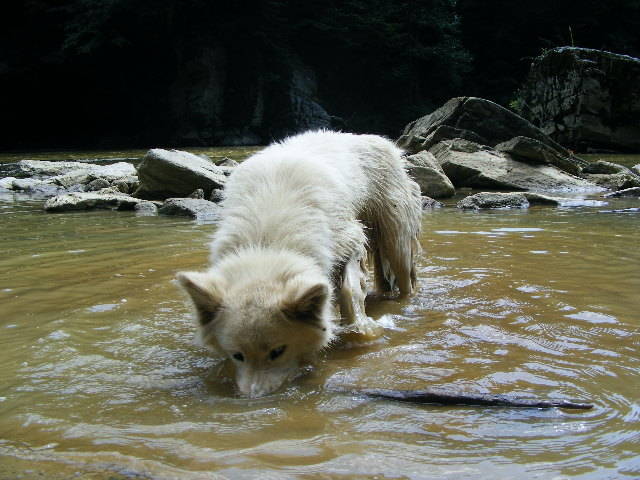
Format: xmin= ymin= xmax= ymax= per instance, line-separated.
xmin=2 ymin=0 xmax=639 ymax=150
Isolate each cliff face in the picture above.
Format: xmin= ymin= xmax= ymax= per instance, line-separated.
xmin=168 ymin=46 xmax=331 ymax=146
xmin=516 ymin=47 xmax=640 ymax=153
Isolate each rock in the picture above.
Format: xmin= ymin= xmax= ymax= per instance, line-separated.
xmin=158 ymin=198 xmax=220 ymax=220
xmin=399 ymin=125 xmax=487 ymax=154
xmin=495 ymin=136 xmax=582 ymax=175
xmin=51 ymin=170 xmax=93 ymax=189
xmin=405 ymin=151 xmax=455 ymax=198
xmin=583 ymin=173 xmax=640 ymax=191
xmin=215 ymin=157 xmax=239 ymax=168
xmin=89 ymin=162 xmax=137 ymax=179
xmin=44 ymin=192 xmax=143 ymax=212
xmin=457 ymin=192 xmax=530 ymax=210
xmin=515 ymin=47 xmax=640 ymax=152
xmin=602 ymin=187 xmax=640 ymax=198
xmin=582 ymin=160 xmax=637 ymax=176
xmin=421 ymin=196 xmax=443 ymax=209
xmin=405 ymin=151 xmax=438 ymax=168
xmin=12 ymin=161 xmax=138 ymax=196
xmin=134 ymin=201 xmax=159 ymax=216
xmin=0 ymin=177 xmax=17 ymax=189
xmin=10 ymin=178 xmax=61 ymax=196
xmin=522 ymin=192 xmax=563 ymax=206
xmin=112 ymin=176 xmax=139 ymax=194
xmin=85 ymin=178 xmax=111 ymax=191
xmin=633 ymin=164 xmax=640 ymax=176
xmin=210 ymin=189 xmax=224 ymax=203
xmin=189 ymin=188 xmax=205 ymax=199
xmin=11 ymin=178 xmax=46 ymax=191
xmin=95 ymin=186 xmax=123 ymax=195
xmin=15 ymin=160 xmax=90 ymax=178
xmin=430 ymin=139 xmax=597 ymax=192
xmin=16 ymin=160 xmax=136 ymax=180
xmin=397 ymin=97 xmax=579 ymax=163
xmin=134 ymin=149 xmax=227 ymax=200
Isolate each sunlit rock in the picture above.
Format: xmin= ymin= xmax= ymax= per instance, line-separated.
xmin=405 ymin=151 xmax=455 ymax=198
xmin=158 ymin=197 xmax=220 ymax=220
xmin=134 ymin=149 xmax=226 ymax=200
xmin=44 ymin=192 xmax=143 ymax=212
xmin=134 ymin=201 xmax=159 ymax=216
xmin=398 ymin=96 xmax=575 ymax=159
xmin=457 ymin=192 xmax=530 ymax=210
xmin=430 ymin=139 xmax=596 ymax=192
xmin=495 ymin=136 xmax=585 ymax=175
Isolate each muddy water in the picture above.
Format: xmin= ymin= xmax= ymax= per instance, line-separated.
xmin=1 ymin=161 xmax=639 ymax=479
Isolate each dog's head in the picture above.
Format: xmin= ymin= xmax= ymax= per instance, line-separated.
xmin=177 ymin=252 xmax=334 ymax=397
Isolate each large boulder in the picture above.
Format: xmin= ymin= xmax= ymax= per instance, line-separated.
xmin=134 ymin=149 xmax=227 ymax=200
xmin=44 ymin=191 xmax=143 ymax=212
xmin=405 ymin=151 xmax=455 ymax=198
xmin=494 ymin=136 xmax=582 ymax=175
xmin=515 ymin=47 xmax=640 ymax=152
xmin=429 ymin=139 xmax=597 ymax=192
xmin=397 ymin=97 xmax=582 ymax=165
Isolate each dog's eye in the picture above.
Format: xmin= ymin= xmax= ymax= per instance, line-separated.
xmin=269 ymin=345 xmax=286 ymax=361
xmin=232 ymin=352 xmax=244 ymax=362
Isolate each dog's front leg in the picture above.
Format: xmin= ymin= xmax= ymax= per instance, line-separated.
xmin=337 ymin=254 xmax=383 ymax=340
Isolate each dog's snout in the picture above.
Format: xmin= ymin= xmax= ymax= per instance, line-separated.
xmin=236 ymin=368 xmax=289 ymax=397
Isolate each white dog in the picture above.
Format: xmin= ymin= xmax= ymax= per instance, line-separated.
xmin=178 ymin=130 xmax=422 ymax=397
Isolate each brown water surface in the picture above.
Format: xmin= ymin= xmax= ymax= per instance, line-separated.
xmin=0 ymin=156 xmax=639 ymax=479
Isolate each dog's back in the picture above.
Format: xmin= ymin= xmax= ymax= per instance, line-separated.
xmin=211 ymin=130 xmax=422 ymax=290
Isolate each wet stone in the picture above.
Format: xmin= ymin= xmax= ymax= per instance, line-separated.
xmin=457 ymin=192 xmax=530 ymax=210
xmin=158 ymin=197 xmax=220 ymax=220
xmin=602 ymin=187 xmax=640 ymax=198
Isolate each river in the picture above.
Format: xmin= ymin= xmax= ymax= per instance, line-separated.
xmin=0 ymin=149 xmax=639 ymax=479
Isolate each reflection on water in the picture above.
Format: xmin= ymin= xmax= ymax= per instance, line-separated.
xmin=1 ymin=173 xmax=639 ymax=478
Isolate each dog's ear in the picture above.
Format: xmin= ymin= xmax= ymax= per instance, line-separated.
xmin=282 ymin=283 xmax=328 ymax=326
xmin=176 ymin=271 xmax=223 ymax=326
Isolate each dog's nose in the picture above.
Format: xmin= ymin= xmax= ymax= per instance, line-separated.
xmin=249 ymin=384 xmax=267 ymax=398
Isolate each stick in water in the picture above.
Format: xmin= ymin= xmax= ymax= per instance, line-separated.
xmin=341 ymin=388 xmax=594 ymax=410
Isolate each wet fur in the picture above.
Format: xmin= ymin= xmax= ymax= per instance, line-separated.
xmin=178 ymin=130 xmax=422 ymax=396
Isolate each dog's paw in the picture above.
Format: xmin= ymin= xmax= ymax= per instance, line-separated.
xmin=341 ymin=316 xmax=384 ymax=343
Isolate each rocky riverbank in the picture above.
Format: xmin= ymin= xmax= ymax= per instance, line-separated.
xmin=1 ymin=96 xmax=639 ymax=216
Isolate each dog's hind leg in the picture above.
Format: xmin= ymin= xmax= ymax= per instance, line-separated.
xmin=372 ymin=240 xmax=393 ymax=294
xmin=377 ymin=234 xmax=418 ymax=297
xmin=337 ymin=253 xmax=383 ymax=340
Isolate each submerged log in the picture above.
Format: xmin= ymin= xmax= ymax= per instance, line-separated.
xmin=342 ymin=388 xmax=593 ymax=410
